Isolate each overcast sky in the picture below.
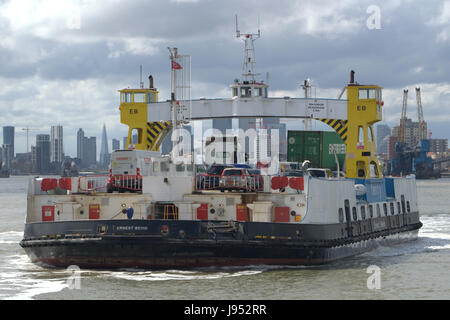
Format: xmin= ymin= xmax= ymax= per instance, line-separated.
xmin=1 ymin=0 xmax=449 ymax=157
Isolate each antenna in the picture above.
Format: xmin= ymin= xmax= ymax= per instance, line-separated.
xmin=235 ymin=14 xmax=261 ymax=82
xmin=257 ymin=13 xmax=261 ymax=37
xmin=139 ymin=65 xmax=144 ymax=89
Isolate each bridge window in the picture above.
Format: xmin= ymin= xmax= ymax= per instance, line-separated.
xmin=253 ymin=88 xmax=262 ymax=97
xmin=376 ymin=204 xmax=381 ymax=218
xmin=232 ymin=87 xmax=238 ymax=97
xmin=121 ymin=92 xmax=132 ymax=103
xmin=358 ymin=88 xmax=376 ymax=100
xmin=390 ymin=202 xmax=395 ymax=215
xmin=383 ymin=203 xmax=388 ymax=216
xmin=407 ymin=201 xmax=411 ymax=213
xmin=240 ymin=87 xmax=251 ymax=98
xmin=376 ymin=89 xmax=382 ymax=101
xmin=134 ymin=93 xmax=146 ymax=103
xmin=352 ymin=207 xmax=358 ymax=221
xmin=369 ymin=205 xmax=374 ymax=218
xmin=360 ymin=205 xmax=366 ymax=220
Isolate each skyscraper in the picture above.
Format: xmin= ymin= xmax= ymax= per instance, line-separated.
xmin=50 ymin=125 xmax=63 ymax=163
xmin=376 ymin=124 xmax=390 ymax=154
xmin=112 ymin=139 xmax=120 ymax=151
xmin=36 ymin=134 xmax=50 ymax=173
xmin=76 ymin=128 xmax=97 ymax=168
xmin=99 ymin=124 xmax=110 ymax=167
xmin=1 ymin=144 xmax=12 ymax=170
xmin=77 ymin=128 xmax=84 ymax=159
xmin=2 ymin=126 xmax=14 ymax=158
xmin=83 ymin=136 xmax=97 ymax=167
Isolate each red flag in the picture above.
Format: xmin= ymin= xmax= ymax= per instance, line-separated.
xmin=172 ymin=60 xmax=182 ymax=70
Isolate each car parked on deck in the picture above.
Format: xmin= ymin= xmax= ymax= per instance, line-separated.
xmin=219 ymin=168 xmax=252 ymax=191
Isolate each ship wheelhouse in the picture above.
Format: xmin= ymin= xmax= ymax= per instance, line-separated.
xmin=231 ymin=80 xmax=268 ymax=99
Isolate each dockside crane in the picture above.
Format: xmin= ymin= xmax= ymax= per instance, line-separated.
xmin=398 ymin=89 xmax=408 ymax=145
xmin=390 ymin=87 xmax=437 ymax=178
xmin=416 ymin=87 xmax=427 ymax=141
xmin=413 ymin=87 xmax=436 ymax=178
xmin=391 ymin=89 xmax=414 ymax=176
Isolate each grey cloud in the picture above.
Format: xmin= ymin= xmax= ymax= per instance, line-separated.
xmin=1 ymin=0 xmax=450 ymax=154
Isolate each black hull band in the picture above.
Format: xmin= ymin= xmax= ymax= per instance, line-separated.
xmin=20 ymin=215 xmax=422 ymax=269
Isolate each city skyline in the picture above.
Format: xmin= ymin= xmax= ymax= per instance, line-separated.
xmin=0 ymin=124 xmax=125 ymax=160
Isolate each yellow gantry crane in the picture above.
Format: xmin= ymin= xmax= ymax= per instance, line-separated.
xmin=118 ymin=69 xmax=384 ymax=179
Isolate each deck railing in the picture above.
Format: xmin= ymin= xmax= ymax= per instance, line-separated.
xmin=194 ymin=174 xmax=264 ymax=192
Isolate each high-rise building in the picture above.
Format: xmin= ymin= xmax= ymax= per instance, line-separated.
xmin=77 ymin=128 xmax=84 ymax=159
xmin=391 ymin=118 xmax=426 ymax=149
xmin=386 ymin=135 xmax=398 ymax=160
xmin=83 ymin=136 xmax=97 ymax=167
xmin=2 ymin=126 xmax=14 ymax=159
xmin=112 ymin=139 xmax=120 ymax=151
xmin=1 ymin=144 xmax=13 ymax=169
xmin=31 ymin=146 xmax=37 ymax=172
xmin=429 ymin=139 xmax=448 ymax=154
xmin=376 ymin=124 xmax=390 ymax=154
xmin=99 ymin=124 xmax=110 ymax=167
xmin=76 ymin=128 xmax=97 ymax=167
xmin=50 ymin=125 xmax=63 ymax=163
xmin=36 ymin=134 xmax=50 ymax=173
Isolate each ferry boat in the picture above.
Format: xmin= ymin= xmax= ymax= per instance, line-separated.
xmin=20 ymin=32 xmax=422 ymax=269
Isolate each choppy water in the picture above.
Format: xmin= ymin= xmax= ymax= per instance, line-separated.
xmin=0 ymin=176 xmax=449 ymax=300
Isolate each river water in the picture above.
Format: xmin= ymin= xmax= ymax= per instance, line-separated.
xmin=0 ymin=176 xmax=449 ymax=300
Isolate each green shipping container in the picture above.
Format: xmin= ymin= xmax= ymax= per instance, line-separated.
xmin=287 ymin=130 xmax=346 ymax=171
